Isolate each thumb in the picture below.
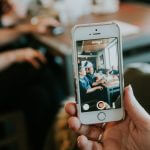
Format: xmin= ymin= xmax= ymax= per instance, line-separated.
xmin=124 ymin=85 xmax=150 ymax=128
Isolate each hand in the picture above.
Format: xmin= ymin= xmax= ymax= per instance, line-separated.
xmin=0 ymin=48 xmax=46 ymax=71
xmin=12 ymin=48 xmax=47 ymax=69
xmin=31 ymin=16 xmax=60 ymax=33
xmin=96 ymin=86 xmax=103 ymax=90
xmin=17 ymin=17 xmax=60 ymax=34
xmin=65 ymin=85 xmax=150 ymax=150
xmin=101 ymin=79 xmax=106 ymax=84
xmin=96 ymin=79 xmax=106 ymax=84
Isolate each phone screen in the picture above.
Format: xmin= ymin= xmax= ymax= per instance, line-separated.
xmin=77 ymin=37 xmax=121 ymax=112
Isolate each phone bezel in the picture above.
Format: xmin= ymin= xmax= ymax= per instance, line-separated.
xmin=72 ymin=22 xmax=124 ymax=124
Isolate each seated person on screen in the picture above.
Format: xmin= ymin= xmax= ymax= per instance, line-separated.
xmin=84 ymin=61 xmax=106 ymax=87
xmin=79 ymin=66 xmax=103 ymax=101
xmin=84 ymin=61 xmax=97 ymax=86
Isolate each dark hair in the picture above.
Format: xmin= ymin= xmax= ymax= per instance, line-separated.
xmin=0 ymin=0 xmax=12 ymax=17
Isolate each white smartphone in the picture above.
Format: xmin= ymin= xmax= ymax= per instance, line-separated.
xmin=72 ymin=22 xmax=124 ymax=124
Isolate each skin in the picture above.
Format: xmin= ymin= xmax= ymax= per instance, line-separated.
xmin=87 ymin=86 xmax=103 ymax=93
xmin=0 ymin=0 xmax=60 ymax=46
xmin=65 ymin=85 xmax=150 ymax=150
xmin=0 ymin=18 xmax=60 ymax=46
xmin=0 ymin=28 xmax=21 ymax=46
xmin=0 ymin=2 xmax=59 ymax=71
xmin=0 ymin=48 xmax=47 ymax=71
xmin=79 ymin=68 xmax=103 ymax=93
xmin=86 ymin=66 xmax=105 ymax=87
xmin=79 ymin=68 xmax=86 ymax=77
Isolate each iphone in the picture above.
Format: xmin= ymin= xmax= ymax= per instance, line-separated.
xmin=72 ymin=22 xmax=124 ymax=124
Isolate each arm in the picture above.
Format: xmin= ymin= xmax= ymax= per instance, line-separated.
xmin=87 ymin=86 xmax=103 ymax=93
xmin=0 ymin=51 xmax=17 ymax=71
xmin=92 ymin=82 xmax=99 ymax=86
xmin=0 ymin=28 xmax=21 ymax=46
xmin=0 ymin=48 xmax=47 ymax=71
xmin=0 ymin=17 xmax=60 ymax=46
xmin=92 ymin=79 xmax=106 ymax=86
xmin=0 ymin=23 xmax=39 ymax=46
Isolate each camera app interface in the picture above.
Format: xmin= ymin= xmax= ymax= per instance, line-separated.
xmin=77 ymin=38 xmax=121 ymax=112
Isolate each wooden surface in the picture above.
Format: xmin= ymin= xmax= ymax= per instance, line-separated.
xmin=34 ymin=2 xmax=150 ymax=55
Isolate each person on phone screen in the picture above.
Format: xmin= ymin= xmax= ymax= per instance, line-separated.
xmin=79 ymin=66 xmax=103 ymax=95
xmin=84 ymin=61 xmax=106 ymax=87
xmin=78 ymin=65 xmax=110 ymax=107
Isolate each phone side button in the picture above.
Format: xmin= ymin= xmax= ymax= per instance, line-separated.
xmin=97 ymin=112 xmax=106 ymax=121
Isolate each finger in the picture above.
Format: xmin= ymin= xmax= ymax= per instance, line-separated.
xmin=77 ymin=135 xmax=103 ymax=150
xmin=26 ymin=48 xmax=47 ymax=63
xmin=65 ymin=102 xmax=77 ymax=116
xmin=35 ymin=51 xmax=47 ymax=64
xmin=104 ymin=122 xmax=118 ymax=130
xmin=48 ymin=17 xmax=60 ymax=26
xmin=124 ymin=85 xmax=150 ymax=129
xmin=40 ymin=17 xmax=60 ymax=27
xmin=68 ymin=117 xmax=103 ymax=140
xmin=37 ymin=25 xmax=48 ymax=34
xmin=26 ymin=58 xmax=40 ymax=69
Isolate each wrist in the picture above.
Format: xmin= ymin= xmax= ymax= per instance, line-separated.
xmin=95 ymin=87 xmax=99 ymax=90
xmin=16 ymin=23 xmax=35 ymax=34
xmin=5 ymin=51 xmax=17 ymax=63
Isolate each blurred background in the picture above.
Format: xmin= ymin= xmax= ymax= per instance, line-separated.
xmin=0 ymin=0 xmax=150 ymax=150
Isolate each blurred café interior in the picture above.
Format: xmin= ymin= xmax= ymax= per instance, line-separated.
xmin=0 ymin=0 xmax=150 ymax=150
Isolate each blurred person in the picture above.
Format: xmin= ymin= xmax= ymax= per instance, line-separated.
xmin=0 ymin=48 xmax=47 ymax=71
xmin=65 ymin=85 xmax=150 ymax=150
xmin=0 ymin=1 xmax=62 ymax=150
xmin=0 ymin=0 xmax=60 ymax=46
xmin=0 ymin=50 xmax=62 ymax=149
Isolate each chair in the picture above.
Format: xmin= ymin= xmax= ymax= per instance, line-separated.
xmin=124 ymin=63 xmax=150 ymax=114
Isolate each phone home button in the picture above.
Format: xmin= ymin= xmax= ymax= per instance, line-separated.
xmin=97 ymin=112 xmax=106 ymax=121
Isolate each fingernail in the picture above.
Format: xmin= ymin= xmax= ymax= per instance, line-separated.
xmin=128 ymin=84 xmax=131 ymax=88
xmin=128 ymin=84 xmax=133 ymax=92
xmin=127 ymin=84 xmax=136 ymax=100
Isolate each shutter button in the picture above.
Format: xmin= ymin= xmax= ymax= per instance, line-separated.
xmin=97 ymin=112 xmax=106 ymax=121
